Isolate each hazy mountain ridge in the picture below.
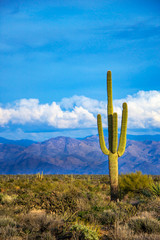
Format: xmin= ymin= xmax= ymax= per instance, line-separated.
xmin=0 ymin=137 xmax=36 ymax=147
xmin=0 ymin=136 xmax=159 ymax=174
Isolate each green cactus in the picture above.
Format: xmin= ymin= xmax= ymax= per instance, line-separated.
xmin=37 ymin=171 xmax=43 ymax=180
xmin=97 ymin=70 xmax=128 ymax=201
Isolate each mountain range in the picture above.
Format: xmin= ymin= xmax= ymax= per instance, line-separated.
xmin=0 ymin=135 xmax=159 ymax=175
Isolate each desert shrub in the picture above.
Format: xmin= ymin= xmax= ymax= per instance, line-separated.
xmin=107 ymin=223 xmax=134 ymax=240
xmin=19 ymin=210 xmax=64 ymax=238
xmin=150 ymin=182 xmax=160 ymax=197
xmin=141 ymin=189 xmax=152 ymax=197
xmin=0 ymin=216 xmax=16 ymax=228
xmin=99 ymin=202 xmax=137 ymax=227
xmin=152 ymin=175 xmax=160 ymax=182
xmin=133 ymin=233 xmax=160 ymax=240
xmin=61 ymin=192 xmax=78 ymax=212
xmin=0 ymin=194 xmax=17 ymax=204
xmin=136 ymin=199 xmax=160 ymax=223
xmin=117 ymin=202 xmax=137 ymax=222
xmin=119 ymin=171 xmax=153 ymax=197
xmin=0 ymin=216 xmax=18 ymax=240
xmin=56 ymin=188 xmax=85 ymax=214
xmin=78 ymin=210 xmax=96 ymax=223
xmin=0 ymin=225 xmax=18 ymax=240
xmin=70 ymin=222 xmax=99 ymax=240
xmin=39 ymin=232 xmax=56 ymax=240
xmin=99 ymin=209 xmax=116 ymax=226
xmin=77 ymin=206 xmax=105 ymax=225
xmin=99 ymin=175 xmax=110 ymax=184
xmin=0 ymin=193 xmax=3 ymax=201
xmin=128 ymin=216 xmax=160 ymax=234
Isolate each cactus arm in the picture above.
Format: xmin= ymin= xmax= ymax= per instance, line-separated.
xmin=112 ymin=112 xmax=118 ymax=153
xmin=107 ymin=70 xmax=113 ymax=151
xmin=97 ymin=114 xmax=109 ymax=155
xmin=118 ymin=102 xmax=128 ymax=157
xmin=107 ymin=71 xmax=113 ymax=113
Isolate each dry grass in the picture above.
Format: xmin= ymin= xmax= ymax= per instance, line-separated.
xmin=0 ymin=174 xmax=159 ymax=239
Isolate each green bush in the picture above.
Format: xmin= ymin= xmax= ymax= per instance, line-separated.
xmin=119 ymin=171 xmax=153 ymax=197
xmin=0 ymin=194 xmax=17 ymax=204
xmin=150 ymin=182 xmax=160 ymax=197
xmin=70 ymin=223 xmax=99 ymax=240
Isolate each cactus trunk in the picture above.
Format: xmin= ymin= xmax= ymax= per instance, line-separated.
xmin=108 ymin=152 xmax=118 ymax=201
xmin=97 ymin=70 xmax=128 ymax=201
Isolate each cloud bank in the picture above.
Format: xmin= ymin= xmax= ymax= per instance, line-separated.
xmin=0 ymin=90 xmax=160 ymax=130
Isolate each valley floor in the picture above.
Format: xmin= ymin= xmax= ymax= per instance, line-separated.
xmin=0 ymin=173 xmax=160 ymax=240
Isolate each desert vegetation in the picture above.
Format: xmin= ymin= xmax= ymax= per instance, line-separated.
xmin=0 ymin=172 xmax=160 ymax=239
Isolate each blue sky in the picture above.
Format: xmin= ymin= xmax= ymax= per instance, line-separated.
xmin=0 ymin=0 xmax=160 ymax=141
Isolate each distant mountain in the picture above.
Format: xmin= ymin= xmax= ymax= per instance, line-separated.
xmin=0 ymin=137 xmax=37 ymax=147
xmin=78 ymin=134 xmax=160 ymax=141
xmin=127 ymin=134 xmax=160 ymax=141
xmin=0 ymin=136 xmax=159 ymax=174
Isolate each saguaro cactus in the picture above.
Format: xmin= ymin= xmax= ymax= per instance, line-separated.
xmin=97 ymin=70 xmax=128 ymax=201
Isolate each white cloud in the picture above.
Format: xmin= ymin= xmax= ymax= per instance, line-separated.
xmin=0 ymin=98 xmax=96 ymax=129
xmin=60 ymin=95 xmax=106 ymax=116
xmin=0 ymin=90 xmax=160 ymax=130
xmin=114 ymin=90 xmax=160 ymax=129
